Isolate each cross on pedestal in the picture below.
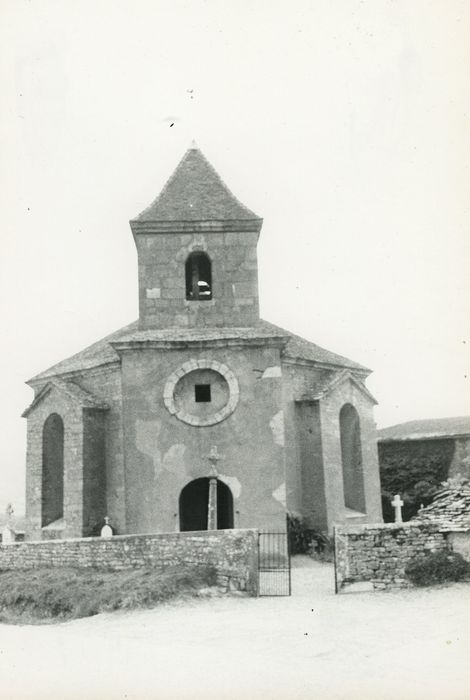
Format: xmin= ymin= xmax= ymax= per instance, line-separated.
xmin=206 ymin=446 xmax=224 ymax=530
xmin=391 ymin=494 xmax=404 ymax=523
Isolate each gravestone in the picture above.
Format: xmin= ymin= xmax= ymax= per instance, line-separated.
xmin=100 ymin=516 xmax=113 ymax=538
xmin=391 ymin=494 xmax=404 ymax=523
xmin=2 ymin=503 xmax=16 ymax=545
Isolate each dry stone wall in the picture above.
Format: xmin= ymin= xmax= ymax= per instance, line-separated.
xmin=0 ymin=529 xmax=259 ymax=595
xmin=334 ymin=522 xmax=450 ymax=591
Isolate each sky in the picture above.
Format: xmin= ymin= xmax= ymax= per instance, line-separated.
xmin=1 ymin=0 xmax=469 ymax=513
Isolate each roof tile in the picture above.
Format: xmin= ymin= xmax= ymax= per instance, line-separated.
xmin=413 ymin=478 xmax=470 ymax=530
xmin=132 ymin=146 xmax=261 ymax=223
xmin=28 ymin=319 xmax=367 ymax=383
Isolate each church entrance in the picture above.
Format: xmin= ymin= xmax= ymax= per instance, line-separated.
xmin=179 ymin=478 xmax=234 ymax=531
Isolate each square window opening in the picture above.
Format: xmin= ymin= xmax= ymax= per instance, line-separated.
xmin=195 ymin=384 xmax=211 ymax=403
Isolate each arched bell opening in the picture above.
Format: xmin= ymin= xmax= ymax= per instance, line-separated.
xmin=185 ymin=251 xmax=212 ymax=300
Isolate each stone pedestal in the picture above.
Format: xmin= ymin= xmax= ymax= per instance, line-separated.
xmin=207 ymin=477 xmax=218 ymax=530
xmin=2 ymin=525 xmax=16 ymax=545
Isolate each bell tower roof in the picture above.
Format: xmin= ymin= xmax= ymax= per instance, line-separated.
xmin=130 ymin=145 xmax=262 ymax=232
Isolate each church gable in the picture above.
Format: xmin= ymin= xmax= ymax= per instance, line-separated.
xmin=22 ymin=378 xmax=109 ymax=417
xmin=310 ymin=370 xmax=377 ymax=405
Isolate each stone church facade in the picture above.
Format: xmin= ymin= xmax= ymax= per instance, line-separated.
xmin=23 ymin=145 xmax=383 ymax=541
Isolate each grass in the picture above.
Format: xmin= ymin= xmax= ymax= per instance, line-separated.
xmin=0 ymin=565 xmax=217 ymax=624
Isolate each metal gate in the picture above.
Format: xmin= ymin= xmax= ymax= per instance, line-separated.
xmin=258 ymin=530 xmax=291 ymax=596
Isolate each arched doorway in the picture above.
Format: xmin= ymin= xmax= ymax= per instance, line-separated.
xmin=179 ymin=478 xmax=234 ymax=531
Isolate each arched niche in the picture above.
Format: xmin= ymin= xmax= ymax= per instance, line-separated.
xmin=339 ymin=403 xmax=366 ymax=513
xmin=42 ymin=412 xmax=64 ymax=527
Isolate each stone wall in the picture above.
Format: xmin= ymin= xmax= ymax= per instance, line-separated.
xmin=0 ymin=529 xmax=259 ymax=595
xmin=320 ymin=382 xmax=382 ymax=530
xmin=283 ymin=361 xmax=382 ymax=532
xmin=25 ymin=387 xmax=86 ymax=540
xmin=334 ymin=522 xmax=450 ymax=591
xmin=134 ymin=231 xmax=260 ymax=329
xmin=118 ymin=343 xmax=287 ymax=534
xmin=448 ymin=531 xmax=470 ymax=562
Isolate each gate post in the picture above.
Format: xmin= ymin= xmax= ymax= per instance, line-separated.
xmin=333 ymin=526 xmax=338 ymax=594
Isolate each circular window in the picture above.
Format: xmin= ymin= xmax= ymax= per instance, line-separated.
xmin=163 ymin=359 xmax=239 ymax=426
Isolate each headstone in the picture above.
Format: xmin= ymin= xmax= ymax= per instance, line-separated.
xmin=391 ymin=494 xmax=404 ymax=523
xmin=2 ymin=525 xmax=15 ymax=545
xmin=100 ymin=516 xmax=113 ymax=538
xmin=2 ymin=503 xmax=16 ymax=545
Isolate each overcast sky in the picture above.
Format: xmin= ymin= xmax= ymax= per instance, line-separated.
xmin=1 ymin=0 xmax=469 ymax=513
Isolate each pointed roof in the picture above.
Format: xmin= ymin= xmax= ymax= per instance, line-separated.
xmin=130 ymin=145 xmax=262 ymax=232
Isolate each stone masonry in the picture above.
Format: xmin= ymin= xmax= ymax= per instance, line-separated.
xmin=334 ymin=522 xmax=452 ymax=591
xmin=0 ymin=529 xmax=259 ymax=595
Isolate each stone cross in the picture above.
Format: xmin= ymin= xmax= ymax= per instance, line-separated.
xmin=207 ymin=445 xmax=224 ymax=477
xmin=391 ymin=494 xmax=404 ymax=523
xmin=206 ymin=446 xmax=224 ymax=530
xmin=100 ymin=516 xmax=113 ymax=538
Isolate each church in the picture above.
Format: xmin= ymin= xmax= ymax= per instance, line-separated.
xmin=22 ymin=144 xmax=383 ymax=541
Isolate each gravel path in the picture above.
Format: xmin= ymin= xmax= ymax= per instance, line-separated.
xmin=1 ymin=557 xmax=469 ymax=700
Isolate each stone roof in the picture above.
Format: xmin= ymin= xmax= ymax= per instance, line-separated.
xmin=309 ymin=369 xmax=377 ymax=404
xmin=131 ymin=145 xmax=261 ymax=224
xmin=378 ymin=416 xmax=470 ymax=442
xmin=412 ymin=478 xmax=470 ymax=531
xmin=28 ymin=319 xmax=368 ymax=384
xmin=22 ymin=378 xmax=109 ymax=416
xmin=264 ymin=321 xmax=369 ymax=373
xmin=27 ymin=321 xmax=139 ymax=384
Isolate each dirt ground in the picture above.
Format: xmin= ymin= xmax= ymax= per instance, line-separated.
xmin=0 ymin=557 xmax=469 ymax=700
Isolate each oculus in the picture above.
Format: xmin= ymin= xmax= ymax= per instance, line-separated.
xmin=163 ymin=359 xmax=239 ymax=426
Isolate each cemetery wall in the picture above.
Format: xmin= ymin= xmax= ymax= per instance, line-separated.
xmin=334 ymin=522 xmax=451 ymax=591
xmin=0 ymin=528 xmax=259 ymax=595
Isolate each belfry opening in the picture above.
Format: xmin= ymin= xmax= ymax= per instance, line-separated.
xmin=179 ymin=478 xmax=234 ymax=531
xmin=185 ymin=251 xmax=212 ymax=300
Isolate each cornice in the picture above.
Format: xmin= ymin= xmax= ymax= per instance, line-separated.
xmin=130 ymin=219 xmax=262 ymax=237
xmin=111 ymin=336 xmax=288 ymax=353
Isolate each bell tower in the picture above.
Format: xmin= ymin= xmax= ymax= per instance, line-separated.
xmin=130 ymin=144 xmax=263 ymax=329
